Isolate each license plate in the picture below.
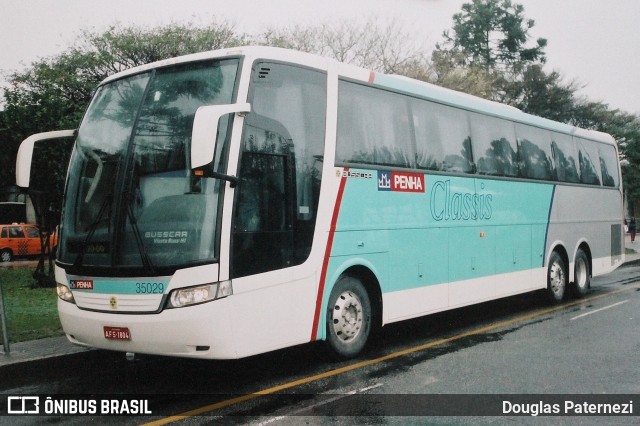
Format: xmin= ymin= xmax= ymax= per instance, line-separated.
xmin=103 ymin=326 xmax=131 ymax=341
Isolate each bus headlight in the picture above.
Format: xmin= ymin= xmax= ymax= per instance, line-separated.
xmin=168 ymin=281 xmax=232 ymax=308
xmin=56 ymin=283 xmax=75 ymax=304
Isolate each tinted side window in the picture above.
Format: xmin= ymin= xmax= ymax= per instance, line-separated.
xmin=0 ymin=227 xmax=6 ymax=238
xmin=9 ymin=226 xmax=24 ymax=238
xmin=515 ymin=124 xmax=554 ymax=180
xmin=552 ymin=134 xmax=580 ymax=183
xmin=577 ymin=138 xmax=601 ymax=185
xmin=598 ymin=144 xmax=619 ymax=187
xmin=414 ymin=101 xmax=473 ymax=173
xmin=469 ymin=113 xmax=518 ymax=177
xmin=337 ymin=81 xmax=414 ymax=168
xmin=25 ymin=227 xmax=40 ymax=238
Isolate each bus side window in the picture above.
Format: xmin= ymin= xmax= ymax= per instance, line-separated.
xmin=336 ymin=80 xmax=413 ymax=168
xmin=413 ymin=100 xmax=444 ymax=171
xmin=551 ymin=134 xmax=580 ymax=183
xmin=598 ymin=144 xmax=619 ymax=187
xmin=410 ymin=98 xmax=476 ymax=174
xmin=515 ymin=124 xmax=554 ymax=180
xmin=577 ymin=138 xmax=601 ymax=185
xmin=469 ymin=113 xmax=518 ymax=177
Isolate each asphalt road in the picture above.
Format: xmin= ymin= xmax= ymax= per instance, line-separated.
xmin=2 ymin=263 xmax=640 ymax=425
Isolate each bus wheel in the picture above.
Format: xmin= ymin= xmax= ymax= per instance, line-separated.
xmin=326 ymin=276 xmax=372 ymax=358
xmin=572 ymin=249 xmax=591 ymax=298
xmin=547 ymin=251 xmax=567 ymax=303
xmin=0 ymin=249 xmax=12 ymax=263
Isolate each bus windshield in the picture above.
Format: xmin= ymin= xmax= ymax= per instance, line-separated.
xmin=58 ymin=59 xmax=239 ymax=273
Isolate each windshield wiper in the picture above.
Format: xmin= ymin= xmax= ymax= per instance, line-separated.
xmin=74 ymin=194 xmax=112 ymax=267
xmin=126 ymin=198 xmax=156 ymax=275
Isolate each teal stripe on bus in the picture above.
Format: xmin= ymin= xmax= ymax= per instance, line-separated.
xmin=323 ymin=170 xmax=554 ymax=295
xmin=68 ymin=278 xmax=170 ymax=295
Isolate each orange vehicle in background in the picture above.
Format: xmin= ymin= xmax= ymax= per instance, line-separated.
xmin=0 ymin=223 xmax=55 ymax=262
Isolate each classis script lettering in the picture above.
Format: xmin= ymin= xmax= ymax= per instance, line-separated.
xmin=430 ymin=180 xmax=493 ymax=221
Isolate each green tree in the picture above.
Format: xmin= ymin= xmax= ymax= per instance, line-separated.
xmin=501 ymin=64 xmax=579 ymax=122
xmin=435 ymin=0 xmax=555 ymax=106
xmin=74 ymin=20 xmax=246 ymax=76
xmin=602 ymin=110 xmax=640 ymax=216
xmin=429 ymin=49 xmax=497 ymax=98
xmin=440 ymin=0 xmax=547 ymax=72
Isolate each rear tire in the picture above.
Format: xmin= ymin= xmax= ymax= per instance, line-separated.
xmin=0 ymin=249 xmax=12 ymax=263
xmin=326 ymin=276 xmax=372 ymax=358
xmin=547 ymin=251 xmax=567 ymax=303
xmin=572 ymin=249 xmax=591 ymax=298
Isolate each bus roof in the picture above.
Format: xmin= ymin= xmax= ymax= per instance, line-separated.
xmin=100 ymin=45 xmax=616 ymax=147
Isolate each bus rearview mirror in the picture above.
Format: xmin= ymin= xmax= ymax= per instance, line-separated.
xmin=16 ymin=130 xmax=76 ymax=188
xmin=191 ymin=103 xmax=251 ymax=169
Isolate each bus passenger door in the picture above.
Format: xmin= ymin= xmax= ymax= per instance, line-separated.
xmin=232 ymin=143 xmax=295 ymax=277
xmin=224 ymin=61 xmax=327 ymax=357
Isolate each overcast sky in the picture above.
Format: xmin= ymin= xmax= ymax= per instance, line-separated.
xmin=1 ymin=0 xmax=639 ymax=114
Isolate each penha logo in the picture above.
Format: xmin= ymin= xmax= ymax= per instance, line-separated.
xmin=69 ymin=280 xmax=94 ymax=290
xmin=378 ymin=171 xmax=425 ymax=193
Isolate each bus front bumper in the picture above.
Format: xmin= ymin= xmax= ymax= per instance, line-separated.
xmin=58 ymin=298 xmax=238 ymax=359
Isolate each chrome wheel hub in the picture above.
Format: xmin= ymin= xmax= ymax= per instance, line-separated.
xmin=549 ymin=261 xmax=565 ymax=295
xmin=332 ymin=291 xmax=363 ymax=342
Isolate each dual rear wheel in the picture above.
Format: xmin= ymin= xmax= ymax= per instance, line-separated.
xmin=547 ymin=249 xmax=591 ymax=303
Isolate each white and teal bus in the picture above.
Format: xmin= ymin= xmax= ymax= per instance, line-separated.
xmin=17 ymin=46 xmax=624 ymax=359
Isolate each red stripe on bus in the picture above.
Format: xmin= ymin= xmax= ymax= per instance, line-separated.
xmin=310 ymin=169 xmax=348 ymax=341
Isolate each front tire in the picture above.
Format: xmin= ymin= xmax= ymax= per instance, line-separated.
xmin=326 ymin=276 xmax=372 ymax=358
xmin=547 ymin=251 xmax=567 ymax=303
xmin=572 ymin=249 xmax=591 ymax=298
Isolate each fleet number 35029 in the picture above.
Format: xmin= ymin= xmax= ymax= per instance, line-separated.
xmin=135 ymin=282 xmax=165 ymax=294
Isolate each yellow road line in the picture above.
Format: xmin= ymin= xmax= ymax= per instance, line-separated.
xmin=142 ymin=284 xmax=638 ymax=425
